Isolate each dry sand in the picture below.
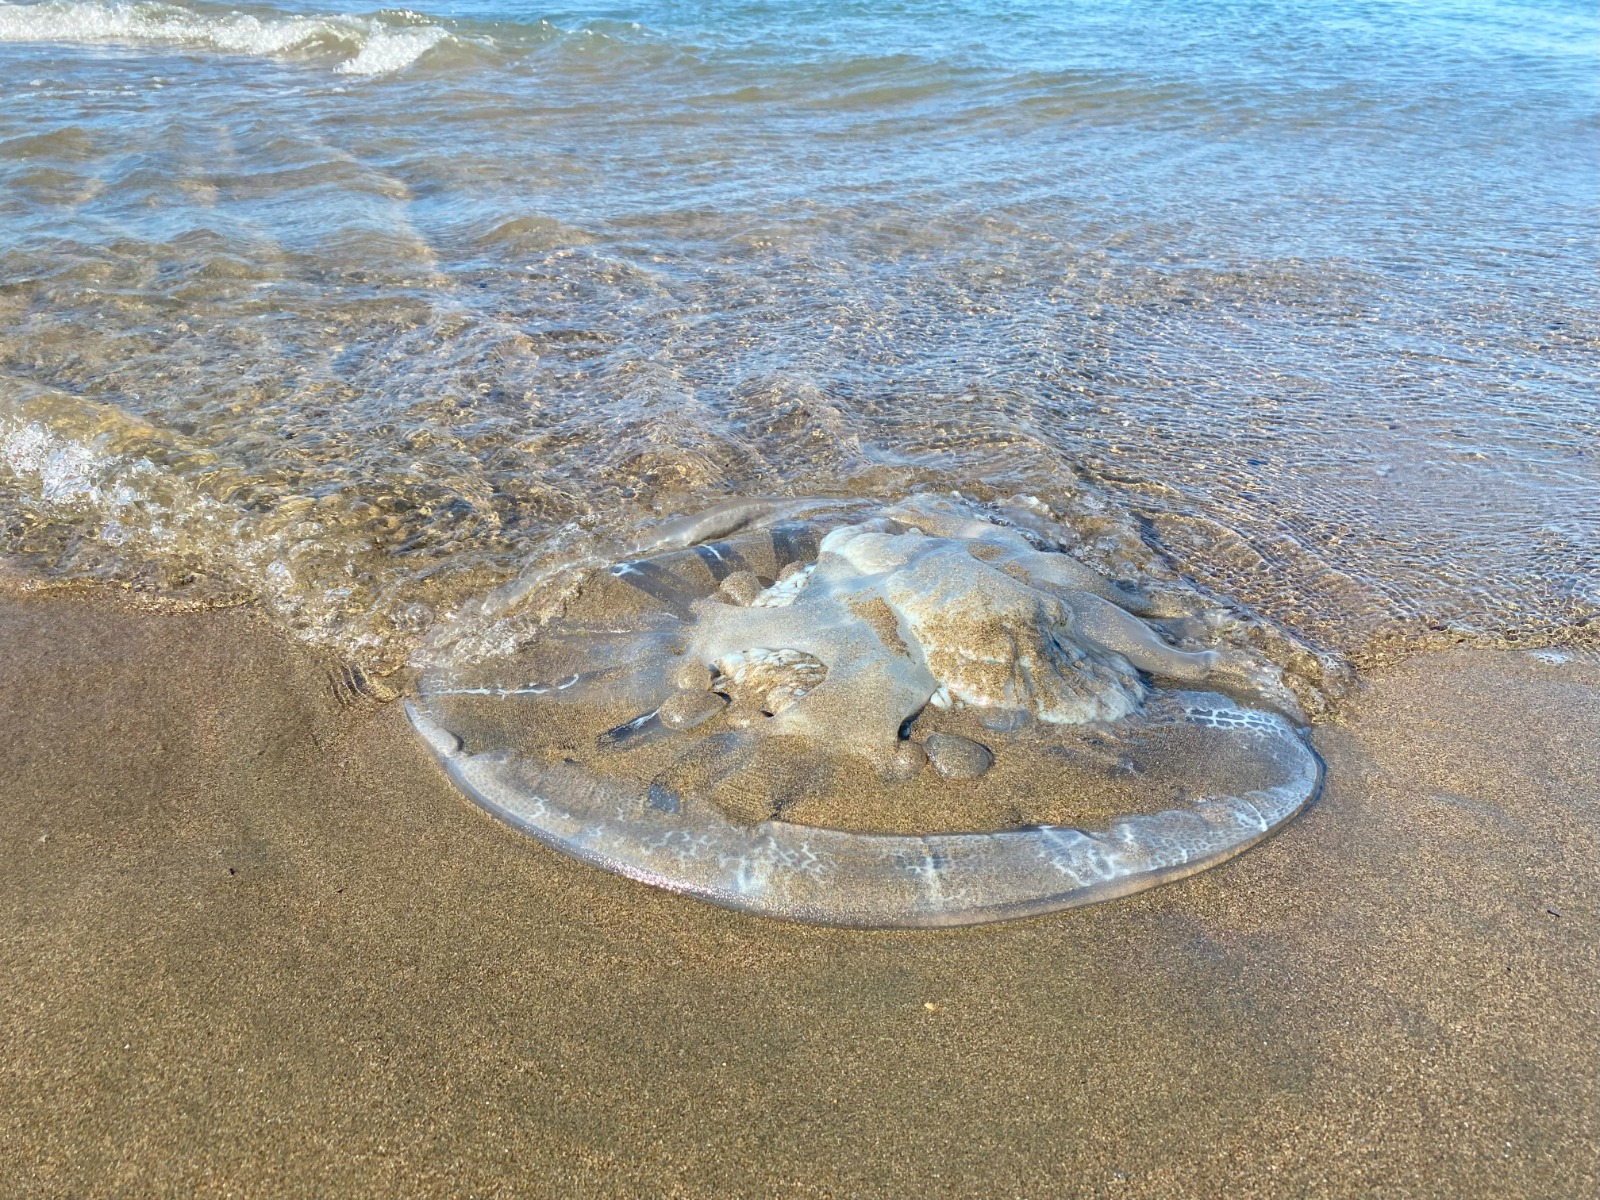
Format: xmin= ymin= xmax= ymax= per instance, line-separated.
xmin=1 ymin=592 xmax=1595 ymax=1197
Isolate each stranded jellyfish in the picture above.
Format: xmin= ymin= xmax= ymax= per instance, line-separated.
xmin=409 ymin=495 xmax=1321 ymax=927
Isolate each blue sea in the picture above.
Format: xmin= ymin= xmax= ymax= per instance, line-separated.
xmin=0 ymin=0 xmax=1594 ymax=671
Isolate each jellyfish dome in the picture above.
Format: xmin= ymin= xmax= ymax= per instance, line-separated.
xmin=409 ymin=495 xmax=1321 ymax=928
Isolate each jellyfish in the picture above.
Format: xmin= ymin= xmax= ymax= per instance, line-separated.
xmin=409 ymin=495 xmax=1321 ymax=928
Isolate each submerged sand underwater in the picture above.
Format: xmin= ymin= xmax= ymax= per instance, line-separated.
xmin=3 ymin=591 xmax=1595 ymax=1196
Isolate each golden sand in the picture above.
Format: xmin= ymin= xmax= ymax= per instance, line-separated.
xmin=1 ymin=593 xmax=1594 ymax=1196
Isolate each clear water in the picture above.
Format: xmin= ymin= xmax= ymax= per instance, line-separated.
xmin=1 ymin=0 xmax=1595 ymax=675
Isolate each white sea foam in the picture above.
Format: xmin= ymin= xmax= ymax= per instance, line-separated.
xmin=0 ymin=0 xmax=450 ymax=75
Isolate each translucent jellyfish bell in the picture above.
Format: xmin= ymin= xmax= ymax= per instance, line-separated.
xmin=410 ymin=496 xmax=1322 ymax=928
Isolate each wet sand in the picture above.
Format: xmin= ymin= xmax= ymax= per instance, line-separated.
xmin=2 ymin=592 xmax=1595 ymax=1197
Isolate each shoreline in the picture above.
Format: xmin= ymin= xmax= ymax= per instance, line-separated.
xmin=2 ymin=591 xmax=1595 ymax=1196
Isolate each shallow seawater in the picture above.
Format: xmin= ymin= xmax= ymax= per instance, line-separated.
xmin=0 ymin=0 xmax=1595 ymax=675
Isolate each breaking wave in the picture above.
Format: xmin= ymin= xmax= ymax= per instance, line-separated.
xmin=0 ymin=0 xmax=452 ymax=75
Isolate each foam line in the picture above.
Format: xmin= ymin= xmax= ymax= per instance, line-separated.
xmin=0 ymin=1 xmax=451 ymax=75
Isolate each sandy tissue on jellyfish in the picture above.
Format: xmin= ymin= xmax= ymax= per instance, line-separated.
xmin=410 ymin=495 xmax=1322 ymax=928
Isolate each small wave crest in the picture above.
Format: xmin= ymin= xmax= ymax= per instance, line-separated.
xmin=0 ymin=377 xmax=422 ymax=666
xmin=0 ymin=0 xmax=451 ymax=75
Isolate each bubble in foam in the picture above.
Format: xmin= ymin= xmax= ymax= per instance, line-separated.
xmin=410 ymin=495 xmax=1322 ymax=927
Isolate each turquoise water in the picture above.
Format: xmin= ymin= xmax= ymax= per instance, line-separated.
xmin=0 ymin=0 xmax=1594 ymax=671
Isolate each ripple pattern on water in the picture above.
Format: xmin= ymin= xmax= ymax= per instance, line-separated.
xmin=0 ymin=0 xmax=1595 ymax=674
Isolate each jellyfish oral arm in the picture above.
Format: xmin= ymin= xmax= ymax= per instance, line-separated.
xmin=1066 ymin=593 xmax=1220 ymax=682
